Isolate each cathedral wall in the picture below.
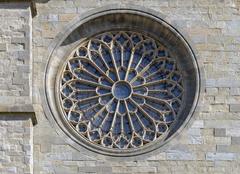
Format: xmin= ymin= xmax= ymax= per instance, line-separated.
xmin=0 ymin=0 xmax=240 ymax=174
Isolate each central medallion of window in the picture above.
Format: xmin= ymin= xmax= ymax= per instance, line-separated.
xmin=112 ymin=81 xmax=132 ymax=100
xmin=59 ymin=31 xmax=184 ymax=149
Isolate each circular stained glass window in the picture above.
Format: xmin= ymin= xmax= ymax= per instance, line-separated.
xmin=59 ymin=31 xmax=184 ymax=149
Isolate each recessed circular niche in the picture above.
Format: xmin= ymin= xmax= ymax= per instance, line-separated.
xmin=44 ymin=8 xmax=200 ymax=157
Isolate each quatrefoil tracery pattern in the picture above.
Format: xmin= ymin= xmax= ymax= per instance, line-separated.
xmin=59 ymin=31 xmax=184 ymax=149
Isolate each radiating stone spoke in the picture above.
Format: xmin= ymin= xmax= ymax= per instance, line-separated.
xmin=124 ymin=48 xmax=135 ymax=81
xmin=91 ymin=98 xmax=114 ymax=121
xmin=130 ymin=98 xmax=156 ymax=128
xmin=66 ymin=79 xmax=112 ymax=90
xmin=132 ymin=79 xmax=179 ymax=89
xmin=79 ymin=68 xmax=100 ymax=80
xmin=99 ymin=112 xmax=110 ymax=130
xmin=130 ymin=57 xmax=168 ymax=83
xmin=78 ymin=92 xmax=111 ymax=103
xmin=81 ymin=103 xmax=100 ymax=113
xmin=110 ymin=101 xmax=120 ymax=132
xmin=110 ymin=42 xmax=121 ymax=80
xmin=148 ymin=89 xmax=168 ymax=93
xmin=124 ymin=100 xmax=135 ymax=133
xmin=144 ymin=103 xmax=166 ymax=116
xmin=144 ymin=68 xmax=167 ymax=80
xmin=99 ymin=45 xmax=111 ymax=70
xmin=133 ymin=93 xmax=176 ymax=118
xmin=77 ymin=56 xmax=114 ymax=84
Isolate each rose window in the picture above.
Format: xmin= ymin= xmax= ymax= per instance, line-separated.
xmin=59 ymin=31 xmax=184 ymax=149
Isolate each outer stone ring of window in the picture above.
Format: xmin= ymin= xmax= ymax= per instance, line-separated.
xmin=43 ymin=6 xmax=201 ymax=158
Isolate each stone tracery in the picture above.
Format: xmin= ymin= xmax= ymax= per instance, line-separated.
xmin=59 ymin=31 xmax=184 ymax=149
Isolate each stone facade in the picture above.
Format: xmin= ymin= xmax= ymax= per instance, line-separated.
xmin=0 ymin=0 xmax=240 ymax=174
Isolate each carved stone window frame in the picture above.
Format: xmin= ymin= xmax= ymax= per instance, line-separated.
xmin=41 ymin=5 xmax=204 ymax=159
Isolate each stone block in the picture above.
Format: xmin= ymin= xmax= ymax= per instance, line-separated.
xmin=224 ymin=20 xmax=240 ymax=36
xmin=206 ymin=79 xmax=216 ymax=87
xmin=191 ymin=120 xmax=204 ymax=128
xmin=205 ymin=120 xmax=240 ymax=129
xmin=188 ymin=128 xmax=201 ymax=135
xmin=206 ymin=78 xmax=240 ymax=88
xmin=215 ymin=137 xmax=231 ymax=145
xmin=12 ymin=77 xmax=26 ymax=85
xmin=147 ymin=153 xmax=166 ymax=160
xmin=210 ymin=104 xmax=229 ymax=112
xmin=0 ymin=43 xmax=7 ymax=51
xmin=206 ymin=87 xmax=218 ymax=95
xmin=206 ymin=152 xmax=236 ymax=161
xmin=187 ymin=128 xmax=203 ymax=144
xmin=230 ymin=104 xmax=240 ymax=112
xmin=166 ymin=145 xmax=196 ymax=160
xmin=214 ymin=96 xmax=226 ymax=104
xmin=112 ymin=166 xmax=156 ymax=173
xmin=17 ymin=65 xmax=30 ymax=73
xmin=42 ymin=30 xmax=56 ymax=38
xmin=226 ymin=128 xmax=240 ymax=137
xmin=53 ymin=166 xmax=78 ymax=174
xmin=188 ymin=135 xmax=203 ymax=144
xmin=231 ymin=137 xmax=240 ymax=145
xmin=214 ymin=128 xmax=226 ymax=137
xmin=11 ymin=37 xmax=26 ymax=44
xmin=74 ymin=0 xmax=100 ymax=7
xmin=79 ymin=166 xmax=112 ymax=174
xmin=230 ymin=88 xmax=240 ymax=95
xmin=48 ymin=14 xmax=58 ymax=21
xmin=6 ymin=167 xmax=17 ymax=174
xmin=217 ymin=145 xmax=240 ymax=153
xmin=59 ymin=14 xmax=76 ymax=21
